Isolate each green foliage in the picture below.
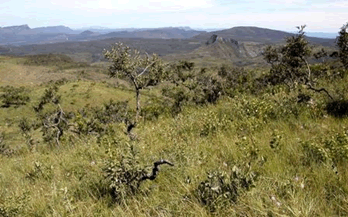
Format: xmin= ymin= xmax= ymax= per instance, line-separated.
xmin=0 ymin=86 xmax=30 ymax=108
xmin=33 ymin=84 xmax=61 ymax=113
xmin=101 ymin=142 xmax=146 ymax=203
xmin=195 ymin=164 xmax=258 ymax=212
xmin=104 ymin=43 xmax=167 ymax=89
xmin=324 ymin=130 xmax=348 ymax=165
xmin=337 ymin=23 xmax=348 ymax=69
xmin=141 ymin=97 xmax=171 ymax=121
xmin=301 ymin=130 xmax=348 ymax=168
xmin=263 ymin=25 xmax=312 ymax=88
xmin=73 ymin=100 xmax=130 ymax=136
xmin=104 ymin=42 xmax=167 ymax=124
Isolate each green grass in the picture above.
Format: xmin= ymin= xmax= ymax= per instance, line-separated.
xmin=1 ymin=56 xmax=348 ymax=216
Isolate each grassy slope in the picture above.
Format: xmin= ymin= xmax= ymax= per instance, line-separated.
xmin=0 ymin=56 xmax=348 ymax=216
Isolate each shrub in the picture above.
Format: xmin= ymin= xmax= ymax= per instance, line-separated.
xmin=0 ymin=86 xmax=30 ymax=108
xmin=101 ymin=143 xmax=146 ymax=202
xmin=33 ymin=84 xmax=61 ymax=113
xmin=101 ymin=142 xmax=174 ymax=203
xmin=262 ymin=25 xmax=312 ymax=89
xmin=337 ymin=23 xmax=348 ymax=69
xmin=195 ymin=164 xmax=258 ymax=212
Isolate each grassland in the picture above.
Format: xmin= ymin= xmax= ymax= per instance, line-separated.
xmin=0 ymin=54 xmax=348 ymax=216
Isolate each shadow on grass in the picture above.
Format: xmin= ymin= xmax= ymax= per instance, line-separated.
xmin=326 ymin=99 xmax=348 ymax=118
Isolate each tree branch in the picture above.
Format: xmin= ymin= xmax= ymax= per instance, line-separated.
xmin=140 ymin=159 xmax=174 ymax=182
xmin=307 ymin=83 xmax=334 ymax=100
xmin=137 ymin=61 xmax=156 ymax=78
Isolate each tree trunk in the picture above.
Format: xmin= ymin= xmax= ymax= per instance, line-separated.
xmin=135 ymin=88 xmax=140 ymax=123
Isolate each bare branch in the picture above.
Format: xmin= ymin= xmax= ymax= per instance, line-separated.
xmin=307 ymin=83 xmax=334 ymax=100
xmin=43 ymin=104 xmax=67 ymax=146
xmin=137 ymin=61 xmax=156 ymax=78
xmin=140 ymin=159 xmax=174 ymax=182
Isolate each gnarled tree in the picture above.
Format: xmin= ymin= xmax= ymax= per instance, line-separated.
xmin=103 ymin=43 xmax=167 ymax=135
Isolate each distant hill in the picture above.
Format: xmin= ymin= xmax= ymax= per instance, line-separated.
xmin=98 ymin=27 xmax=205 ymax=39
xmin=0 ymin=25 xmax=205 ymax=46
xmin=31 ymin=25 xmax=75 ymax=34
xmin=0 ymin=24 xmax=31 ymax=34
xmin=193 ymin=26 xmax=335 ymax=46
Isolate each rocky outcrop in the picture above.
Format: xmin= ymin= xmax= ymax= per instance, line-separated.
xmin=206 ymin=34 xmax=239 ymax=47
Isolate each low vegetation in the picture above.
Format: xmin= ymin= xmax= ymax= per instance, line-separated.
xmin=0 ymin=23 xmax=347 ymax=216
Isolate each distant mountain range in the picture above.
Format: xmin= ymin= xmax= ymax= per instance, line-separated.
xmin=0 ymin=25 xmax=338 ymax=66
xmin=0 ymin=24 xmax=338 ymax=47
xmin=0 ymin=25 xmax=205 ymax=46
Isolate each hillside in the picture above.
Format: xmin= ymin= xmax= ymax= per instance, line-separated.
xmin=0 ymin=52 xmax=347 ymax=216
xmin=194 ymin=26 xmax=336 ymax=46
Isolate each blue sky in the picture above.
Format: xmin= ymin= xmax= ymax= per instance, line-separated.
xmin=1 ymin=0 xmax=347 ymax=32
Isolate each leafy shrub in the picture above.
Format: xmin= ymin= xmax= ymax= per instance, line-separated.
xmin=73 ymin=100 xmax=130 ymax=136
xmin=100 ymin=140 xmax=173 ymax=203
xmin=324 ymin=131 xmax=348 ymax=165
xmin=92 ymin=100 xmax=129 ymax=124
xmin=0 ymin=86 xmax=30 ymax=108
xmin=101 ymin=143 xmax=146 ymax=202
xmin=262 ymin=26 xmax=312 ymax=89
xmin=33 ymin=84 xmax=61 ymax=113
xmin=301 ymin=130 xmax=348 ymax=170
xmin=199 ymin=110 xmax=231 ymax=137
xmin=195 ymin=164 xmax=258 ymax=212
xmin=337 ymin=23 xmax=348 ymax=69
xmin=141 ymin=97 xmax=171 ymax=121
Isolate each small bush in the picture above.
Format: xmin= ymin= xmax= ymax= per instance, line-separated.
xmin=195 ymin=164 xmax=258 ymax=212
xmin=100 ymin=142 xmax=147 ymax=203
xmin=33 ymin=84 xmax=61 ymax=113
xmin=0 ymin=86 xmax=30 ymax=108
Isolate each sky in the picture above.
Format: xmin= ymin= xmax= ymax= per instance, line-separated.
xmin=0 ymin=0 xmax=347 ymax=32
